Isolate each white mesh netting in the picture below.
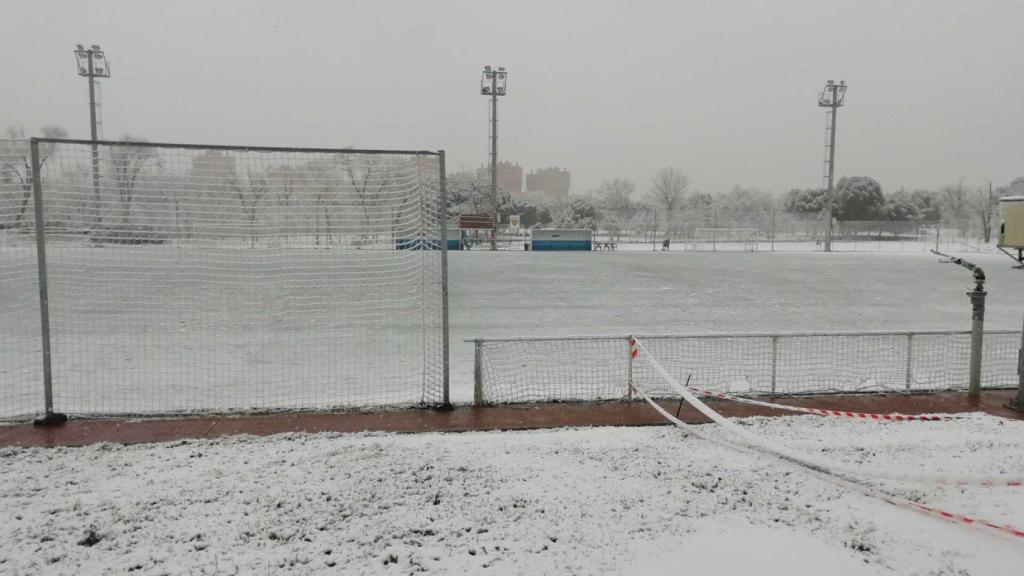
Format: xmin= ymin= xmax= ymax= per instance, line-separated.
xmin=475 ymin=331 xmax=1022 ymax=404
xmin=2 ymin=139 xmax=448 ymax=418
xmin=0 ymin=140 xmax=44 ymax=418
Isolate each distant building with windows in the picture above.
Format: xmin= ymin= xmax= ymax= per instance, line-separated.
xmin=477 ymin=161 xmax=524 ymax=197
xmin=526 ymin=167 xmax=571 ymax=199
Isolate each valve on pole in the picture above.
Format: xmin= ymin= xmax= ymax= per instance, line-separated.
xmin=932 ymin=250 xmax=986 ymax=398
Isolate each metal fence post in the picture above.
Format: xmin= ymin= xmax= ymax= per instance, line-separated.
xmin=1006 ymin=313 xmax=1024 ymax=411
xmin=627 ymin=337 xmax=634 ymax=401
xmin=438 ymin=150 xmax=450 ymax=408
xmin=932 ymin=250 xmax=986 ymax=398
xmin=967 ymin=289 xmax=986 ymax=398
xmin=770 ymin=335 xmax=778 ymax=399
xmin=30 ymin=139 xmax=64 ymax=426
xmin=473 ymin=340 xmax=484 ymax=406
xmin=905 ymin=333 xmax=914 ymax=391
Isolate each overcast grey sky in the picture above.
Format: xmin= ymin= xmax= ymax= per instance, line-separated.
xmin=2 ymin=0 xmax=1021 ymax=195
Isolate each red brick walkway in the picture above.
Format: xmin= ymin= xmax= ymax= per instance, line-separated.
xmin=1 ymin=390 xmax=1021 ymax=448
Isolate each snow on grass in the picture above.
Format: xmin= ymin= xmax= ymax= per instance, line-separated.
xmin=4 ymin=247 xmax=1022 ymax=417
xmin=2 ymin=414 xmax=1024 ymax=575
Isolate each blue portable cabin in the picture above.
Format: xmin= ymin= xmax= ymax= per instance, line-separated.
xmin=529 ymin=229 xmax=593 ymax=251
xmin=395 ymin=228 xmax=463 ymax=250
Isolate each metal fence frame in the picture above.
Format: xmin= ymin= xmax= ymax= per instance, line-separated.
xmin=20 ymin=137 xmax=451 ymax=422
xmin=469 ymin=330 xmax=1023 ymax=406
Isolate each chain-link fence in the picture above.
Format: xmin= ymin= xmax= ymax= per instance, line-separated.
xmin=0 ymin=138 xmax=450 ymax=420
xmin=589 ymin=207 xmax=984 ymax=252
xmin=470 ymin=330 xmax=1023 ymax=405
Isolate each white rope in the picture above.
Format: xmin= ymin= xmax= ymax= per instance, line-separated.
xmin=629 ymin=351 xmax=1024 ymax=542
xmin=632 ymin=336 xmax=1024 ymax=487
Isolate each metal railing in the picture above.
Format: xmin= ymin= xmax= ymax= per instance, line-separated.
xmin=469 ymin=330 xmax=1023 ymax=406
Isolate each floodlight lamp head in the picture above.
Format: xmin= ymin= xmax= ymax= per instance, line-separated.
xmin=481 ymin=67 xmax=495 ymax=95
xmin=74 ymin=48 xmax=89 ymax=76
xmin=495 ymin=67 xmax=507 ymax=95
xmin=91 ymin=44 xmax=101 ymax=51
xmin=834 ymin=81 xmax=847 ymax=106
xmin=76 ymin=44 xmax=84 ymax=50
xmin=818 ymin=79 xmax=845 ymax=107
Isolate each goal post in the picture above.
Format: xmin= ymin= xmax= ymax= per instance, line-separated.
xmin=12 ymin=137 xmax=449 ymax=418
xmin=692 ymin=228 xmax=760 ymax=250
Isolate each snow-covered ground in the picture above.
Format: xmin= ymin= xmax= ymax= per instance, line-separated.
xmin=2 ymin=414 xmax=1024 ymax=575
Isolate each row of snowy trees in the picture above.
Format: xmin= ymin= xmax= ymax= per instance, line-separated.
xmin=784 ymin=177 xmax=1023 ymax=242
xmin=445 ymin=164 xmax=1022 ymax=243
xmin=2 ymin=132 xmax=436 ymax=247
xmin=6 ymin=127 xmax=1018 ymax=243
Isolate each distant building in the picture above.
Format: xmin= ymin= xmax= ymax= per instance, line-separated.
xmin=477 ymin=161 xmax=524 ymax=197
xmin=190 ymin=150 xmax=236 ymax=192
xmin=526 ymin=167 xmax=571 ymax=199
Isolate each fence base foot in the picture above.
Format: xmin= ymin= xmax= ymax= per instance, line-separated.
xmin=1004 ymin=398 xmax=1024 ymax=413
xmin=33 ymin=412 xmax=68 ymax=427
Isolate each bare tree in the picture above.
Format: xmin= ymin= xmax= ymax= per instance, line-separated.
xmin=593 ymin=178 xmax=637 ymax=240
xmin=647 ymin=167 xmax=689 ymax=212
xmin=229 ymin=167 xmax=269 ymax=248
xmin=939 ymin=180 xmax=970 ymax=236
xmin=1 ymin=126 xmax=68 ymax=229
xmin=343 ymin=156 xmax=391 ymax=244
xmin=971 ymin=182 xmax=996 ymax=243
xmin=597 ymin=178 xmax=636 ymax=210
xmin=647 ymin=167 xmax=689 ymax=234
xmin=108 ymin=136 xmax=157 ymax=226
xmin=271 ymin=165 xmax=300 ymax=238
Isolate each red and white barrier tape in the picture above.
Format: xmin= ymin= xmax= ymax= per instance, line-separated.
xmin=628 ymin=337 xmax=958 ymax=422
xmin=696 ymin=387 xmax=957 ymax=422
xmin=629 ymin=375 xmax=1024 ymax=541
xmin=630 ymin=336 xmax=1024 ymax=488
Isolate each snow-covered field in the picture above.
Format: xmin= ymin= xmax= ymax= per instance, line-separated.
xmin=3 ymin=246 xmax=1022 ymax=416
xmin=3 ymin=414 xmax=1024 ymax=575
xmin=448 ymin=249 xmax=1024 ymax=400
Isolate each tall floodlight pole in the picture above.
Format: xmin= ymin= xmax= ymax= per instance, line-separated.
xmin=481 ymin=66 xmax=507 ymax=251
xmin=817 ymin=80 xmax=847 ymax=252
xmin=74 ymin=44 xmax=111 ymax=229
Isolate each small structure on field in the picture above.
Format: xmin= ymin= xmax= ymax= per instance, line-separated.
xmin=529 ymin=229 xmax=593 ymax=251
xmin=998 ymin=196 xmax=1024 ymax=265
xmin=395 ymin=228 xmax=462 ymax=250
xmin=457 ymin=214 xmax=496 ymax=250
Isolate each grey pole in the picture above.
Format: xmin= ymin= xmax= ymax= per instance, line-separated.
xmin=438 ymin=151 xmax=451 ymax=408
xmin=1006 ymin=313 xmax=1024 ymax=411
xmin=967 ymin=288 xmax=986 ymax=397
xmin=490 ymin=73 xmax=498 ymax=251
xmin=29 ymin=139 xmax=64 ymax=426
xmin=932 ymin=250 xmax=986 ymax=398
xmin=770 ymin=335 xmax=778 ymax=399
xmin=824 ymin=84 xmax=838 ymax=253
xmin=473 ymin=340 xmax=484 ymax=406
xmin=905 ymin=333 xmax=914 ymax=391
xmin=712 ymin=208 xmax=717 ymax=251
xmin=626 ymin=337 xmax=634 ymax=401
xmin=88 ymin=51 xmax=101 ymax=229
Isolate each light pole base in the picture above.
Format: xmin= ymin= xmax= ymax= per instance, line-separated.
xmin=1004 ymin=398 xmax=1024 ymax=413
xmin=33 ymin=412 xmax=68 ymax=427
